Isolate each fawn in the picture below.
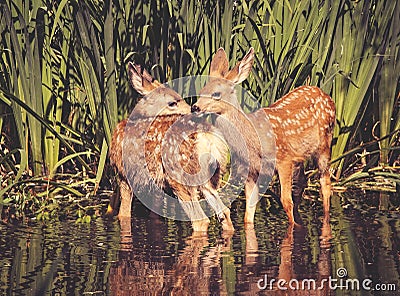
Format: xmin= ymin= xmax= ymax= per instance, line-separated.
xmin=192 ymin=48 xmax=335 ymax=225
xmin=109 ymin=62 xmax=233 ymax=232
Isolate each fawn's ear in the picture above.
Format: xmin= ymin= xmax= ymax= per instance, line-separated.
xmin=209 ymin=48 xmax=229 ymax=78
xmin=225 ymin=48 xmax=254 ymax=84
xmin=128 ymin=62 xmax=160 ymax=95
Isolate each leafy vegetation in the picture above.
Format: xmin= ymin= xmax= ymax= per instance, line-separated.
xmin=0 ymin=0 xmax=399 ymax=221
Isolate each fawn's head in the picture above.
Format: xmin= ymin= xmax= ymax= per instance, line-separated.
xmin=128 ymin=62 xmax=191 ymax=117
xmin=191 ymin=48 xmax=254 ymax=114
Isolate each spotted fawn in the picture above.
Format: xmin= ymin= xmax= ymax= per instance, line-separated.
xmin=192 ymin=48 xmax=335 ymax=225
xmin=109 ymin=63 xmax=233 ymax=232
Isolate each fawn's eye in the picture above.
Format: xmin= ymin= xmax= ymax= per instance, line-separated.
xmin=211 ymin=92 xmax=221 ymax=100
xmin=168 ymin=101 xmax=177 ymax=107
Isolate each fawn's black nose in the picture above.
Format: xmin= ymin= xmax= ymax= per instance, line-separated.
xmin=191 ymin=104 xmax=200 ymax=113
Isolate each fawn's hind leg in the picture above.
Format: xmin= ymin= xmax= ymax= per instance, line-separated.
xmin=318 ymin=151 xmax=332 ymax=223
xmin=276 ymin=161 xmax=296 ymax=225
xmin=292 ymin=162 xmax=306 ymax=224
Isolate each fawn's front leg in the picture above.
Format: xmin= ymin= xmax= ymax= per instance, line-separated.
xmin=244 ymin=179 xmax=259 ymax=224
xmin=179 ymin=192 xmax=210 ymax=234
xmin=202 ymin=187 xmax=234 ymax=232
xmin=118 ymin=179 xmax=133 ymax=219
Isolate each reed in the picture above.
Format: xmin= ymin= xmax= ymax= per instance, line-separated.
xmin=0 ymin=0 xmax=398 ymax=220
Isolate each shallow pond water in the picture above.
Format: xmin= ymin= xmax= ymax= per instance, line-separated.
xmin=0 ymin=191 xmax=399 ymax=295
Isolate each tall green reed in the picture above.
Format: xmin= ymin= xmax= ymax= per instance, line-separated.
xmin=0 ymin=0 xmax=398 ymax=218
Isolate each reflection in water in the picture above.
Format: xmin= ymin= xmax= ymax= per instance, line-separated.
xmin=1 ymin=192 xmax=399 ymax=295
xmin=163 ymin=235 xmax=229 ymax=295
xmin=235 ymin=222 xmax=332 ymax=295
xmin=273 ymin=222 xmax=332 ymax=295
xmin=0 ymin=218 xmax=121 ymax=295
xmin=109 ymin=201 xmax=333 ymax=295
xmin=109 ymin=212 xmax=232 ymax=295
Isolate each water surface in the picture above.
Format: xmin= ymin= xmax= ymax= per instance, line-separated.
xmin=0 ymin=191 xmax=399 ymax=295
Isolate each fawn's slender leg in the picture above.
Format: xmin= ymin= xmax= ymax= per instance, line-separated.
xmin=292 ymin=162 xmax=306 ymax=204
xmin=118 ymin=180 xmax=133 ymax=218
xmin=244 ymin=179 xmax=259 ymax=224
xmin=202 ymin=188 xmax=234 ymax=232
xmin=107 ymin=188 xmax=121 ymax=216
xmin=292 ymin=162 xmax=306 ymax=224
xmin=277 ymin=161 xmax=296 ymax=225
xmin=222 ymin=207 xmax=234 ymax=232
xmin=191 ymin=219 xmax=210 ymax=234
xmin=318 ymin=152 xmax=331 ymax=223
xmin=179 ymin=195 xmax=210 ymax=233
xmin=117 ymin=180 xmax=133 ymax=249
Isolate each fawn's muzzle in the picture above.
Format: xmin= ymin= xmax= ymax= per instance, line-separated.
xmin=191 ymin=104 xmax=200 ymax=113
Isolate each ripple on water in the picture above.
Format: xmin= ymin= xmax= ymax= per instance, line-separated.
xmin=1 ymin=191 xmax=399 ymax=295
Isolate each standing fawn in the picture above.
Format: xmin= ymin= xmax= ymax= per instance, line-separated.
xmin=109 ymin=62 xmax=233 ymax=232
xmin=192 ymin=48 xmax=335 ymax=226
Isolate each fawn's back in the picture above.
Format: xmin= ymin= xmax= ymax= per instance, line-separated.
xmin=264 ymin=86 xmax=335 ymax=163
